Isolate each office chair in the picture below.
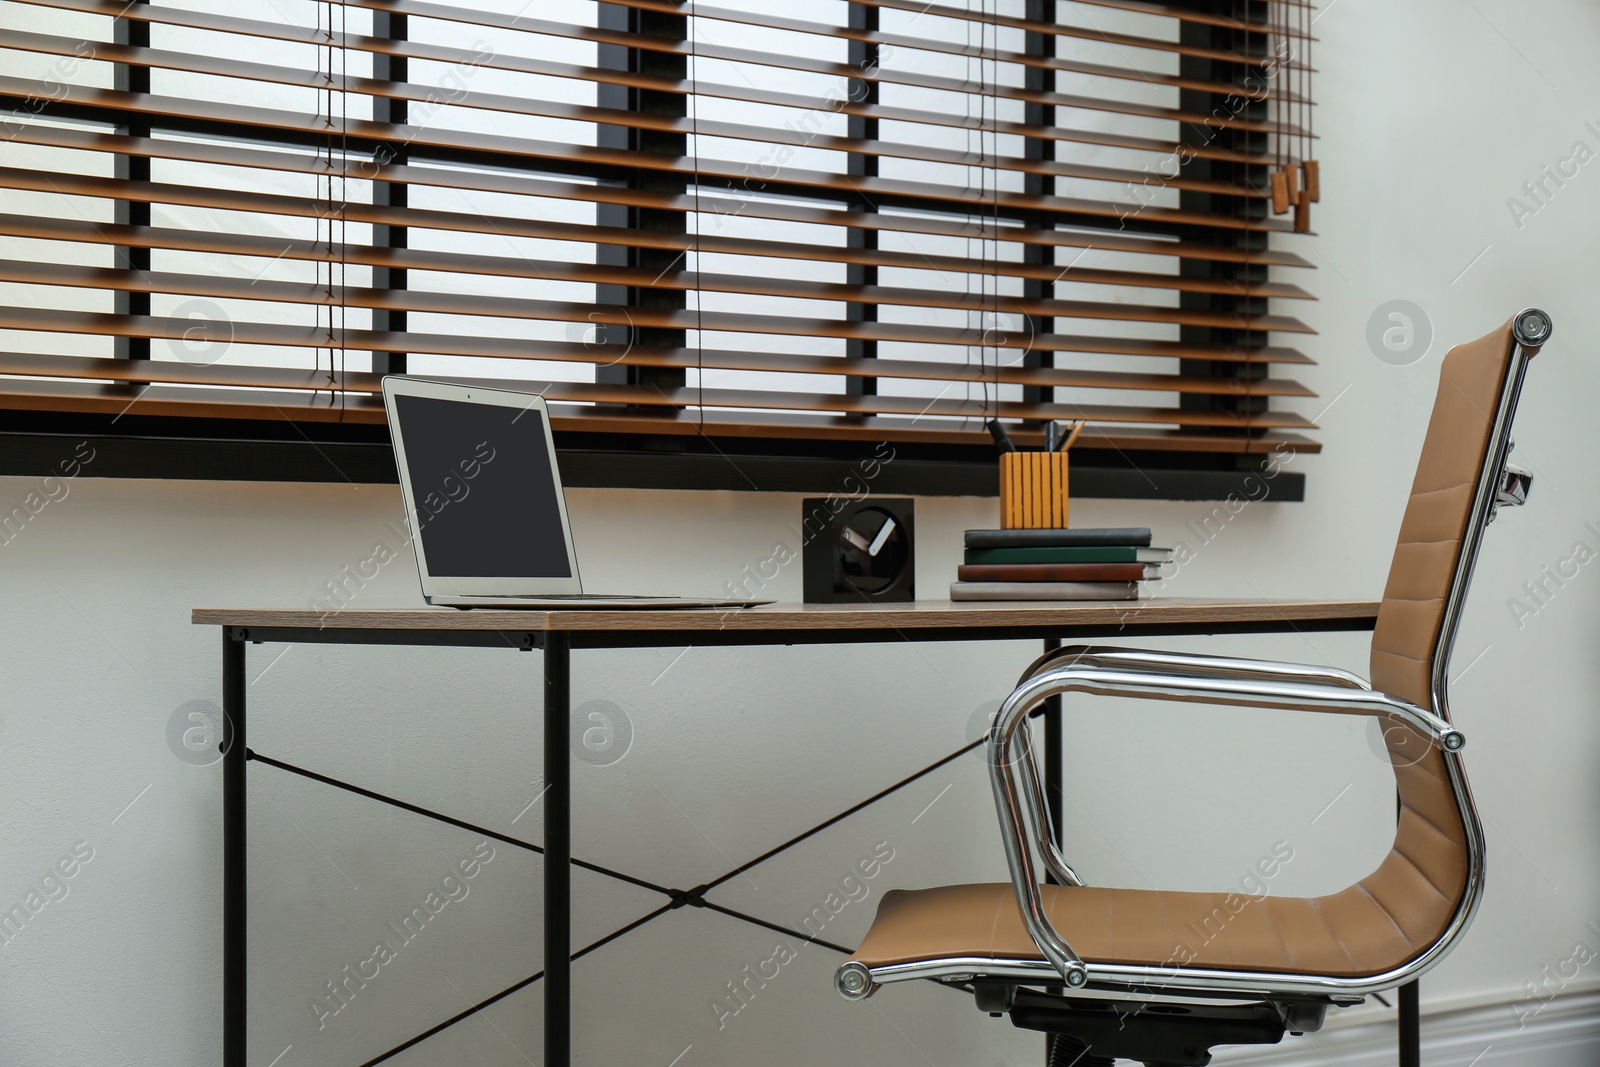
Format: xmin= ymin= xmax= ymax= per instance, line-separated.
xmin=834 ymin=310 xmax=1551 ymax=1066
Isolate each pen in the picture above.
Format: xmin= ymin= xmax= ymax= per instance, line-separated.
xmin=986 ymin=418 xmax=1017 ymax=454
xmin=1045 ymin=421 xmax=1060 ymax=453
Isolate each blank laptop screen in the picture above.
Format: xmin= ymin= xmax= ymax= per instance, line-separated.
xmin=393 ymin=393 xmax=573 ymax=579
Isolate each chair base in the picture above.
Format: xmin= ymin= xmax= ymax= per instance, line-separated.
xmin=976 ymin=985 xmax=1335 ymax=1067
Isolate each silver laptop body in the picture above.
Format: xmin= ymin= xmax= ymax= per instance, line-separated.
xmin=381 ymin=377 xmax=768 ymax=609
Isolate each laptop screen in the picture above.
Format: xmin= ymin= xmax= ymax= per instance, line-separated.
xmin=392 ymin=393 xmax=574 ymax=579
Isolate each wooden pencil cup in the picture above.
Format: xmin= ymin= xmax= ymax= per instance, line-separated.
xmin=999 ymin=451 xmax=1069 ymax=529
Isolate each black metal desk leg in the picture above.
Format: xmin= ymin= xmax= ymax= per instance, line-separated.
xmin=1399 ymin=980 xmax=1420 ymax=1067
xmin=222 ymin=629 xmax=247 ymax=1067
xmin=1040 ymin=637 xmax=1064 ymax=846
xmin=544 ymin=633 xmax=572 ymax=1067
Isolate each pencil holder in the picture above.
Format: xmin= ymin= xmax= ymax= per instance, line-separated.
xmin=999 ymin=451 xmax=1069 ymax=529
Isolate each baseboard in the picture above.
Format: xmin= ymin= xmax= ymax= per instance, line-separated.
xmin=1214 ymin=987 xmax=1600 ymax=1066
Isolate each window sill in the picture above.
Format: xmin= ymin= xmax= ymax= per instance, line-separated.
xmin=0 ymin=414 xmax=1305 ymax=502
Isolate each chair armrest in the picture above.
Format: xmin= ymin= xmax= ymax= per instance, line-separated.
xmin=1009 ymin=657 xmax=1458 ymax=749
xmin=1018 ymin=644 xmax=1371 ymax=692
xmin=1007 ymin=647 xmax=1396 ymax=897
xmin=988 ymin=656 xmax=1465 ymax=988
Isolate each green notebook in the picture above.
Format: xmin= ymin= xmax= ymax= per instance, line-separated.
xmin=963 ymin=545 xmax=1172 ymax=565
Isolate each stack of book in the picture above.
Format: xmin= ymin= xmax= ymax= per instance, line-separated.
xmin=950 ymin=527 xmax=1171 ymax=601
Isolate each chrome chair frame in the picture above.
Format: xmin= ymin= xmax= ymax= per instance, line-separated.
xmin=836 ymin=308 xmax=1550 ymax=1005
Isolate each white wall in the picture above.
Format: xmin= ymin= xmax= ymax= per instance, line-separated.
xmin=3 ymin=0 xmax=1600 ymax=1064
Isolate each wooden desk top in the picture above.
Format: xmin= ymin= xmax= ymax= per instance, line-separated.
xmin=193 ymin=598 xmax=1379 ymax=634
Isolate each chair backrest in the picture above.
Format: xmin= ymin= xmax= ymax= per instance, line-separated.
xmin=1371 ymin=320 xmax=1518 ymax=711
xmin=1360 ymin=311 xmax=1543 ymax=974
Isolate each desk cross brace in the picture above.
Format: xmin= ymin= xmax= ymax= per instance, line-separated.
xmin=244 ymin=730 xmax=987 ymax=1066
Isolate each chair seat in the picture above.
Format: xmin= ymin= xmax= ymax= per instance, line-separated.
xmin=848 ymin=880 xmax=1453 ymax=980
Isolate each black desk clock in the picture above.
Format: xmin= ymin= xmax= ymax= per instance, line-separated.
xmin=802 ymin=497 xmax=915 ymax=603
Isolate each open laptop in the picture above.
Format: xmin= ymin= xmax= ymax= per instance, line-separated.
xmin=382 ymin=377 xmax=771 ymax=609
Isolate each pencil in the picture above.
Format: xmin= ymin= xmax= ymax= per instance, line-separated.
xmin=1059 ymin=420 xmax=1085 ymax=452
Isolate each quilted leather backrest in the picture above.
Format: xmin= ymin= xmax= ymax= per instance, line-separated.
xmin=1370 ymin=321 xmax=1514 ymax=711
xmin=1352 ymin=320 xmax=1514 ymax=956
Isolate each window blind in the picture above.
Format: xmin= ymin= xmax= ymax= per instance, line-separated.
xmin=0 ymin=0 xmax=1320 ymax=467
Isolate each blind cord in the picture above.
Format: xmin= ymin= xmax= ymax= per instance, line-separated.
xmin=690 ymin=0 xmax=703 ymax=430
xmin=312 ymin=0 xmax=348 ymax=415
xmin=979 ymin=0 xmax=992 ymax=428
xmin=965 ymin=9 xmax=978 ymax=419
xmin=314 ymin=0 xmax=325 ymax=400
xmin=336 ymin=0 xmax=348 ymax=419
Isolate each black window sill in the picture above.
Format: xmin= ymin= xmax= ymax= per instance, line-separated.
xmin=0 ymin=412 xmax=1304 ymax=503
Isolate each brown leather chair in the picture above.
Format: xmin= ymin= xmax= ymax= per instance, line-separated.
xmin=835 ymin=310 xmax=1552 ymax=1066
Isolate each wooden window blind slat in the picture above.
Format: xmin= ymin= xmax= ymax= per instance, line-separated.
xmin=0 ymin=323 xmax=1316 ymax=391
xmin=0 ymin=349 xmax=1314 ymax=428
xmin=0 ymin=210 xmax=1317 ymax=303
xmin=0 ymin=258 xmax=1315 ymax=350
xmin=0 ymin=377 xmax=1322 ymax=456
xmin=0 ymin=381 xmax=1317 ymax=434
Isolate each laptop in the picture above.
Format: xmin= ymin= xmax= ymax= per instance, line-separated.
xmin=381 ymin=377 xmax=771 ymax=610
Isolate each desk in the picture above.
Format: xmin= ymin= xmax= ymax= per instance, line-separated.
xmin=194 ymin=598 xmax=1378 ymax=1067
